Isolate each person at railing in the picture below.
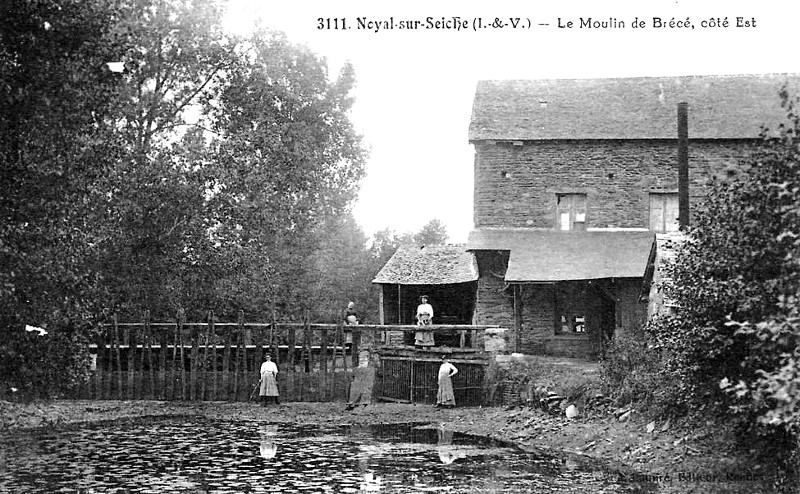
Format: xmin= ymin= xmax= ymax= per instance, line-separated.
xmin=344 ymin=301 xmax=359 ymax=325
xmin=415 ymin=295 xmax=435 ymax=347
xmin=343 ymin=301 xmax=358 ymax=344
xmin=259 ymin=353 xmax=280 ymax=406
xmin=436 ymin=355 xmax=458 ymax=408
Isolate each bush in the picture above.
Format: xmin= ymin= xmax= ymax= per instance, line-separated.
xmin=599 ymin=330 xmax=679 ymax=413
xmin=0 ymin=327 xmax=91 ymax=401
xmin=495 ymin=356 xmax=599 ymax=408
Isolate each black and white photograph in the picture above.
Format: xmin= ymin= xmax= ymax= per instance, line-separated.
xmin=1 ymin=0 xmax=798 ymax=492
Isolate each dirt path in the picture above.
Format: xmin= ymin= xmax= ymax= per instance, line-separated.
xmin=0 ymin=400 xmax=780 ymax=492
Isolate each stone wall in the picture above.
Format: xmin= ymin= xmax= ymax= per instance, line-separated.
xmin=473 ymin=252 xmax=515 ymax=329
xmin=473 ymin=139 xmax=749 ymax=229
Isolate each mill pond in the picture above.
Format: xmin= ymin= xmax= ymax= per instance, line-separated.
xmin=0 ymin=417 xmax=652 ymax=493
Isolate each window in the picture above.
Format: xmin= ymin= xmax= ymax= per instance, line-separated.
xmin=558 ymin=314 xmax=586 ymax=334
xmin=649 ymin=193 xmax=679 ymax=232
xmin=555 ymin=193 xmax=587 ymax=231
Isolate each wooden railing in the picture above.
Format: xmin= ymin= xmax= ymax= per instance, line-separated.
xmin=77 ymin=311 xmax=498 ymax=403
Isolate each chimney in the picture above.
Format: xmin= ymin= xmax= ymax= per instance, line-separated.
xmin=677 ymin=102 xmax=689 ymax=228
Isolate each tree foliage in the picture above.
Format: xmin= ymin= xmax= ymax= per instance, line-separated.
xmin=647 ymin=87 xmax=800 ymax=436
xmin=0 ymin=0 xmax=125 ymax=398
xmin=414 ymin=218 xmax=449 ymax=245
xmin=0 ymin=0 xmax=367 ymax=398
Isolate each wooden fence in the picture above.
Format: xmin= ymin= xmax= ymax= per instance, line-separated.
xmin=76 ymin=311 xmax=359 ymax=402
xmin=73 ymin=311 xmax=498 ymax=404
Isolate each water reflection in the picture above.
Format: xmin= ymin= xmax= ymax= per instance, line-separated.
xmin=0 ymin=417 xmax=655 ymax=493
xmin=258 ymin=424 xmax=278 ymax=460
xmin=435 ymin=425 xmax=465 ymax=465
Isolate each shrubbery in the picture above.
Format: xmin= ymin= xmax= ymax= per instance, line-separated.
xmin=0 ymin=327 xmax=91 ymax=401
xmin=596 ymin=89 xmax=800 ymax=486
xmin=598 ymin=331 xmax=676 ymax=412
xmin=648 ymin=89 xmax=800 ymax=433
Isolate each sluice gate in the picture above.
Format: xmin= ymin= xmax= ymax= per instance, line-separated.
xmin=75 ymin=314 xmax=497 ymax=404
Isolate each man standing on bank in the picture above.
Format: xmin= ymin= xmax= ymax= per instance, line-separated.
xmin=436 ymin=355 xmax=458 ymax=408
xmin=259 ymin=353 xmax=280 ymax=406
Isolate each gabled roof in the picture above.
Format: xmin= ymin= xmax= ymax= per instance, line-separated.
xmin=372 ymin=244 xmax=479 ymax=285
xmin=469 ymin=74 xmax=800 ymax=141
xmin=467 ymin=229 xmax=656 ymax=282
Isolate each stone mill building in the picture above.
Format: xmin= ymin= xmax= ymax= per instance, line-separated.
xmin=374 ymin=74 xmax=800 ymax=359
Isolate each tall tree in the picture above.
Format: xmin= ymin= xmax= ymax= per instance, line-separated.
xmin=305 ymin=213 xmax=377 ymax=322
xmin=0 ymin=0 xmax=127 ymax=397
xmin=414 ymin=218 xmax=449 ymax=245
xmin=202 ymin=30 xmax=366 ymax=319
xmin=95 ymin=0 xmax=234 ymax=319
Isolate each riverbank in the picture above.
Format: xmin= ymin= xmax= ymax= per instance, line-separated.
xmin=0 ymin=400 xmax=783 ymax=493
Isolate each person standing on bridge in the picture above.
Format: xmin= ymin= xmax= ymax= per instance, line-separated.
xmin=343 ymin=301 xmax=358 ymax=345
xmin=259 ymin=353 xmax=280 ymax=406
xmin=415 ymin=295 xmax=435 ymax=347
xmin=436 ymin=355 xmax=458 ymax=408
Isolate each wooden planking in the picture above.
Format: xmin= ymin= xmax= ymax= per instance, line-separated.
xmin=85 ymin=317 xmax=492 ymax=403
xmin=179 ymin=313 xmax=187 ymax=400
xmin=202 ymin=311 xmax=211 ymax=401
xmin=319 ymin=326 xmax=328 ymax=401
xmin=126 ymin=320 xmax=134 ymax=399
xmin=113 ymin=315 xmax=123 ymax=399
xmin=189 ymin=323 xmax=199 ymax=401
xmin=94 ymin=327 xmax=104 ymax=399
xmin=233 ymin=311 xmax=243 ymax=401
xmin=158 ymin=318 xmax=167 ymax=400
xmin=210 ymin=313 xmax=218 ymax=401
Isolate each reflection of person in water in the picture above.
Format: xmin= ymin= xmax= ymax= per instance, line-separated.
xmin=258 ymin=424 xmax=278 ymax=460
xmin=436 ymin=424 xmax=464 ymax=464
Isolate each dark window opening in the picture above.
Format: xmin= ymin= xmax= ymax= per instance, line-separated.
xmin=557 ymin=314 xmax=586 ymax=334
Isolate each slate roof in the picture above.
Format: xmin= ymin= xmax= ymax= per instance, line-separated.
xmin=467 ymin=229 xmax=656 ymax=282
xmin=469 ymin=74 xmax=800 ymax=141
xmin=372 ymin=244 xmax=479 ymax=285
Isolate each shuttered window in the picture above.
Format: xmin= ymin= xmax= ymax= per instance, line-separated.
xmin=649 ymin=193 xmax=679 ymax=232
xmin=555 ymin=193 xmax=587 ymax=231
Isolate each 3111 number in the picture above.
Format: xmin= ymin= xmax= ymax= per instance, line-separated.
xmin=318 ymin=18 xmax=347 ymax=30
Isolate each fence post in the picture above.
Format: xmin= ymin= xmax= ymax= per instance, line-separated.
xmin=269 ymin=309 xmax=276 ymax=359
xmin=234 ymin=310 xmax=243 ymax=401
xmin=178 ymin=309 xmax=187 ymax=400
xmin=93 ymin=323 xmax=104 ymax=399
xmin=113 ymin=314 xmax=123 ymax=399
xmin=319 ymin=325 xmax=328 ymax=401
xmin=288 ymin=319 xmax=296 ymax=370
xmin=209 ymin=311 xmax=218 ymax=401
xmin=146 ymin=310 xmax=154 ymax=399
xmin=104 ymin=320 xmax=113 ymax=399
xmin=190 ymin=313 xmax=200 ymax=401
xmin=351 ymin=328 xmax=360 ymax=370
xmin=202 ymin=311 xmax=212 ymax=401
xmin=332 ymin=321 xmax=342 ymax=400
xmin=254 ymin=317 xmax=264 ymax=402
xmin=222 ymin=320 xmax=232 ymax=401
xmin=159 ymin=313 xmax=168 ymax=400
xmin=126 ymin=317 xmax=135 ymax=400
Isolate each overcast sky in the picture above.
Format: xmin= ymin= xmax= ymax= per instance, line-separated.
xmin=223 ymin=0 xmax=795 ymax=243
